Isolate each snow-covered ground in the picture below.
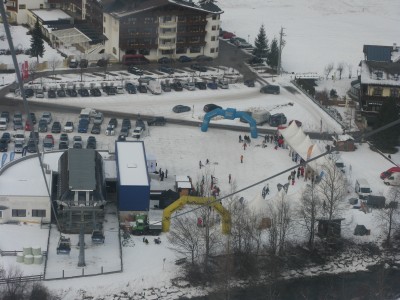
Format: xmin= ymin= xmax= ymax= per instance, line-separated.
xmin=0 ymin=0 xmax=399 ymax=298
xmin=219 ymin=0 xmax=400 ymax=76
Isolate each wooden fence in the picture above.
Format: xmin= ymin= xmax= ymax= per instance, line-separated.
xmin=0 ymin=275 xmax=43 ymax=285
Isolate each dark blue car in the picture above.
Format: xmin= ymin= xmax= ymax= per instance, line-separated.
xmin=78 ymin=119 xmax=89 ymax=133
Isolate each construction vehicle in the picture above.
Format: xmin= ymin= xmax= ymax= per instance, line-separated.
xmin=131 ymin=210 xmax=163 ymax=235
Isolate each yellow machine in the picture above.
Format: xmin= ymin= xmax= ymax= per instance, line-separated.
xmin=162 ymin=196 xmax=231 ymax=234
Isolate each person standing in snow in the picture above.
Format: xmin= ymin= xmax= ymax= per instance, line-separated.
xmin=228 ymin=173 xmax=231 ymax=184
xmin=199 ymin=160 xmax=202 ymax=169
xmin=239 ymin=135 xmax=242 ymax=143
xmin=243 ymin=142 xmax=247 ymax=150
xmin=165 ymin=169 xmax=168 ymax=178
xmin=240 ymin=155 xmax=244 ymax=163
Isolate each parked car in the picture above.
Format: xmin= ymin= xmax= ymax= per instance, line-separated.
xmin=105 ymin=125 xmax=115 ymax=136
xmin=190 ymin=64 xmax=207 ymax=72
xmin=60 ymin=133 xmax=69 ymax=145
xmin=51 ymin=121 xmax=62 ymax=133
xmin=27 ymin=139 xmax=37 ymax=153
xmin=132 ymin=127 xmax=144 ymax=139
xmin=69 ymin=59 xmax=78 ymax=68
xmin=41 ymin=112 xmax=52 ymax=124
xmin=105 ymin=86 xmax=117 ymax=95
xmin=195 ymin=55 xmax=213 ymax=62
xmin=64 ymin=121 xmax=74 ymax=133
xmin=93 ymin=113 xmax=104 ymax=125
xmin=0 ymin=139 xmax=8 ymax=152
xmin=13 ymin=132 xmax=25 ymax=144
xmin=73 ymin=136 xmax=83 ymax=147
xmin=137 ymin=84 xmax=147 ymax=93
xmin=125 ymin=82 xmax=137 ymax=94
xmin=122 ymin=118 xmax=131 ymax=129
xmin=173 ymin=105 xmax=191 ymax=113
xmin=13 ymin=120 xmax=23 ymax=131
xmin=127 ymin=66 xmax=143 ymax=75
xmin=97 ymin=59 xmax=108 ymax=67
xmin=90 ymin=88 xmax=102 ymax=97
xmin=78 ymin=119 xmax=90 ymax=133
xmin=195 ymin=81 xmax=207 ymax=90
xmin=203 ymin=104 xmax=222 ymax=113
xmin=260 ymin=85 xmax=280 ymax=94
xmin=244 ymin=79 xmax=255 ymax=87
xmin=29 ymin=112 xmax=36 ymax=125
xmin=108 ymin=118 xmax=118 ymax=128
xmin=36 ymin=89 xmax=44 ymax=98
xmin=182 ymin=81 xmax=196 ymax=91
xmin=91 ymin=124 xmax=101 ymax=134
xmin=43 ymin=137 xmax=54 ymax=152
xmin=79 ymin=59 xmax=88 ymax=68
xmin=24 ymin=88 xmax=34 ymax=98
xmin=161 ymin=82 xmax=171 ymax=92
xmin=38 ymin=119 xmax=48 ymax=132
xmin=178 ymin=55 xmax=192 ymax=63
xmin=233 ymin=37 xmax=252 ymax=48
xmin=138 ymin=76 xmax=156 ymax=84
xmin=1 ymin=132 xmax=11 ymax=143
xmin=218 ymin=80 xmax=229 ymax=89
xmin=158 ymin=57 xmax=174 ymax=64
xmin=1 ymin=111 xmax=9 ymax=123
xmin=57 ymin=89 xmax=66 ymax=97
xmin=159 ymin=65 xmax=174 ymax=74
xmin=13 ymin=112 xmax=22 ymax=123
xmin=148 ymin=117 xmax=166 ymax=126
xmin=14 ymin=140 xmax=24 ymax=153
xmin=86 ymin=136 xmax=96 ymax=149
xmin=78 ymin=88 xmax=90 ymax=97
xmin=170 ymin=82 xmax=183 ymax=91
xmin=59 ymin=141 xmax=69 ymax=150
xmin=120 ymin=127 xmax=129 ymax=137
xmin=269 ymin=113 xmax=287 ymax=127
xmin=207 ymin=82 xmax=218 ymax=90
xmin=48 ymin=89 xmax=57 ymax=98
xmin=66 ymin=89 xmax=78 ymax=97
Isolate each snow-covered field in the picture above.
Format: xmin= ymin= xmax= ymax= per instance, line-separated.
xmin=0 ymin=0 xmax=399 ymax=298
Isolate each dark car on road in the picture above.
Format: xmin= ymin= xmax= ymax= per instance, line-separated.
xmin=90 ymin=88 xmax=102 ymax=97
xmin=196 ymin=55 xmax=213 ymax=62
xmin=173 ymin=105 xmax=191 ymax=113
xmin=91 ymin=124 xmax=101 ymax=134
xmin=13 ymin=120 xmax=23 ymax=131
xmin=1 ymin=132 xmax=11 ymax=143
xmin=260 ymin=85 xmax=280 ymax=95
xmin=109 ymin=118 xmax=118 ymax=128
xmin=161 ymin=82 xmax=171 ymax=92
xmin=27 ymin=139 xmax=37 ymax=153
xmin=51 ymin=121 xmax=62 ymax=133
xmin=59 ymin=141 xmax=69 ymax=150
xmin=0 ymin=139 xmax=8 ymax=152
xmin=190 ymin=64 xmax=207 ymax=72
xmin=203 ymin=104 xmax=222 ymax=113
xmin=148 ymin=117 xmax=166 ymax=126
xmin=269 ymin=113 xmax=287 ymax=127
xmin=38 ymin=119 xmax=48 ymax=132
xmin=79 ymin=59 xmax=88 ymax=68
xmin=125 ymin=82 xmax=137 ymax=94
xmin=207 ymin=82 xmax=218 ymax=90
xmin=178 ymin=55 xmax=192 ymax=63
xmin=122 ymin=119 xmax=131 ymax=129
xmin=78 ymin=119 xmax=89 ymax=133
xmin=86 ymin=136 xmax=96 ymax=149
xmin=137 ymin=84 xmax=147 ymax=93
xmin=24 ymin=88 xmax=34 ymax=98
xmin=78 ymin=88 xmax=90 ymax=97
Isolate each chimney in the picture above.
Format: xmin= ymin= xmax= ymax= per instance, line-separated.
xmin=394 ymin=43 xmax=398 ymax=51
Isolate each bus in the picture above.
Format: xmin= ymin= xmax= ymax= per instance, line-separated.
xmin=122 ymin=54 xmax=150 ymax=65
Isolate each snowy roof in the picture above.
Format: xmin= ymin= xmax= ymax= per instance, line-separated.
xmin=51 ymin=28 xmax=92 ymax=45
xmin=107 ymin=0 xmax=222 ymax=18
xmin=103 ymin=159 xmax=117 ymax=180
xmin=177 ymin=181 xmax=191 ymax=189
xmin=30 ymin=9 xmax=72 ymax=22
xmin=175 ymin=175 xmax=190 ymax=182
xmin=0 ymin=153 xmax=62 ymax=197
xmin=116 ymin=141 xmax=149 ymax=186
xmin=360 ymin=61 xmax=400 ymax=87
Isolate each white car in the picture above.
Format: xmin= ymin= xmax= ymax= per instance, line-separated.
xmin=64 ymin=121 xmax=74 ymax=133
xmin=14 ymin=141 xmax=24 ymax=153
xmin=105 ymin=125 xmax=115 ymax=136
xmin=132 ymin=126 xmax=144 ymax=139
xmin=41 ymin=112 xmax=52 ymax=124
xmin=182 ymin=82 xmax=196 ymax=91
xmin=13 ymin=132 xmax=25 ymax=144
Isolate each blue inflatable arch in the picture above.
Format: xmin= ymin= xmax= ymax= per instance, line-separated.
xmin=201 ymin=108 xmax=258 ymax=138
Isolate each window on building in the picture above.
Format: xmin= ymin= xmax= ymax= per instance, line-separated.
xmin=178 ymin=16 xmax=186 ymax=22
xmin=50 ymin=4 xmax=56 ymax=9
xmin=32 ymin=210 xmax=46 ymax=217
xmin=190 ymin=36 xmax=200 ymax=43
xmin=216 ymin=47 xmax=219 ymax=52
xmin=144 ymin=17 xmax=154 ymax=24
xmin=40 ymin=4 xmax=43 ymax=9
xmin=163 ymin=16 xmax=172 ymax=22
xmin=373 ymin=87 xmax=383 ymax=96
xmin=177 ymin=37 xmax=185 ymax=43
xmin=190 ymin=46 xmax=201 ymax=53
xmin=12 ymin=209 xmax=26 ymax=217
xmin=212 ymin=25 xmax=217 ymax=31
xmin=212 ymin=15 xmax=217 ymax=20
xmin=177 ymin=25 xmax=186 ymax=33
xmin=128 ymin=17 xmax=136 ymax=24
xmin=0 ymin=210 xmax=3 ymax=218
xmin=176 ymin=47 xmax=186 ymax=54
xmin=104 ymin=16 xmax=106 ymax=23
xmin=211 ymin=36 xmax=216 ymax=41
xmin=103 ymin=27 xmax=105 ymax=34
xmin=391 ymin=88 xmax=399 ymax=97
xmin=113 ymin=47 xmax=117 ymax=54
xmin=18 ymin=4 xmax=26 ymax=9
xmin=210 ymin=48 xmax=215 ymax=53
xmin=161 ymin=49 xmax=174 ymax=55
xmin=139 ymin=49 xmax=150 ymax=55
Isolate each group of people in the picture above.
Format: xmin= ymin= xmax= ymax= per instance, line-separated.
xmin=158 ymin=168 xmax=167 ymax=181
xmin=199 ymin=159 xmax=210 ymax=169
xmin=288 ymin=166 xmax=306 ymax=185
xmin=239 ymin=134 xmax=252 ymax=144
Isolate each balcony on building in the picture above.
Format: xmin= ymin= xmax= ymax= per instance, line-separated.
xmin=159 ymin=16 xmax=177 ymax=28
xmin=159 ymin=42 xmax=176 ymax=50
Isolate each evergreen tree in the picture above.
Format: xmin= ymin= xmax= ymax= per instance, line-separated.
xmin=267 ymin=37 xmax=279 ymax=69
xmin=372 ymin=98 xmax=400 ymax=151
xmin=30 ymin=18 xmax=45 ymax=63
xmin=252 ymin=24 xmax=269 ymax=58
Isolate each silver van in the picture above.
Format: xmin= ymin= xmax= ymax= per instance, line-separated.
xmin=355 ymin=178 xmax=371 ymax=199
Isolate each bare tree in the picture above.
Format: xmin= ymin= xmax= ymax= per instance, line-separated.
xmin=28 ymin=61 xmax=39 ymax=83
xmin=0 ymin=265 xmax=28 ymax=300
xmin=298 ymin=183 xmax=322 ymax=250
xmin=266 ymin=190 xmax=293 ymax=255
xmin=168 ymin=216 xmax=201 ymax=264
xmin=376 ymin=187 xmax=400 ymax=246
xmin=29 ymin=282 xmax=57 ymax=300
xmin=324 ymin=63 xmax=334 ymax=80
xmin=347 ymin=63 xmax=353 ymax=78
xmin=317 ymin=157 xmax=347 ymax=224
xmin=48 ymin=56 xmax=61 ymax=80
xmin=336 ymin=62 xmax=345 ymax=80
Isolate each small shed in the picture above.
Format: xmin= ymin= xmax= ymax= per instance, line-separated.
xmin=354 ymin=224 xmax=370 ymax=236
xmin=317 ymin=218 xmax=345 ymax=237
xmin=175 ymin=175 xmax=192 ymax=196
xmin=366 ymin=195 xmax=386 ymax=208
xmin=332 ymin=134 xmax=356 ymax=152
xmin=146 ymin=153 xmax=157 ymax=173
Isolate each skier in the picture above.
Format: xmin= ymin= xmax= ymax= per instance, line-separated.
xmin=199 ymin=160 xmax=202 ymax=169
xmin=228 ymin=173 xmax=231 ymax=184
xmin=165 ymin=169 xmax=168 ymax=178
xmin=240 ymin=155 xmax=244 ymax=163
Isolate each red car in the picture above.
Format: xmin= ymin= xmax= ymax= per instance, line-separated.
xmin=25 ymin=120 xmax=33 ymax=131
xmin=222 ymin=31 xmax=235 ymax=39
xmin=45 ymin=134 xmax=54 ymax=145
